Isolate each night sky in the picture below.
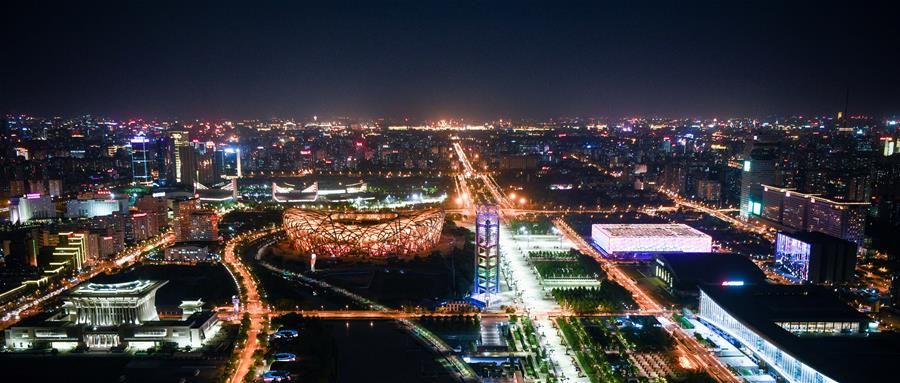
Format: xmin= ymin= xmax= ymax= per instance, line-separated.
xmin=2 ymin=1 xmax=899 ymax=120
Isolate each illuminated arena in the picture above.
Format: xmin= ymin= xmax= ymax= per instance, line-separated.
xmin=283 ymin=208 xmax=445 ymax=257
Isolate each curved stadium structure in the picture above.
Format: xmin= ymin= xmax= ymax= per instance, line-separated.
xmin=283 ymin=208 xmax=445 ymax=257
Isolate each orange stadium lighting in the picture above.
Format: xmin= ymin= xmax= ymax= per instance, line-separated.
xmin=283 ymin=208 xmax=445 ymax=257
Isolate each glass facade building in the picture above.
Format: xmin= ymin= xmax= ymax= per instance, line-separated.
xmin=775 ymin=233 xmax=812 ymax=281
xmin=130 ymin=134 xmax=152 ymax=185
xmin=697 ymin=285 xmax=879 ymax=383
xmin=699 ymin=289 xmax=838 ymax=383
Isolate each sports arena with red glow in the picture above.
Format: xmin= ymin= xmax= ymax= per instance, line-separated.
xmin=283 ymin=208 xmax=445 ymax=257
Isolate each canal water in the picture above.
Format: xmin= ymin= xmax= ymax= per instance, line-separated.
xmin=326 ymin=319 xmax=458 ymax=383
xmin=248 ymin=240 xmax=459 ymax=382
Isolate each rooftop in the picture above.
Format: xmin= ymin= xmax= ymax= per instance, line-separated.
xmin=71 ymin=280 xmax=168 ymax=297
xmin=657 ymin=253 xmax=766 ymax=287
xmin=778 ymin=231 xmax=856 ymax=247
xmin=593 ymin=224 xmax=709 ymax=238
xmin=762 ymin=185 xmax=871 ymax=206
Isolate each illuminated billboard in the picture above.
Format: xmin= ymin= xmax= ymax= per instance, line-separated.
xmin=775 ymin=232 xmax=811 ymax=281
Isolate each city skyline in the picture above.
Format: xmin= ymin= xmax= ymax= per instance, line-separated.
xmin=1 ymin=2 xmax=899 ymax=383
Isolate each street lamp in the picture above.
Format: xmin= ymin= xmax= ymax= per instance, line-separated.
xmin=519 ymin=226 xmax=530 ymax=251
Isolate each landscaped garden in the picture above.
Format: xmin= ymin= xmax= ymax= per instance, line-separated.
xmin=556 ymin=316 xmax=716 ymax=383
xmin=552 ymin=280 xmax=637 ymax=313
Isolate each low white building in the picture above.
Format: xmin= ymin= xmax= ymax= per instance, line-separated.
xmin=9 ymin=194 xmax=56 ymax=223
xmin=66 ymin=198 xmax=128 ymax=218
xmin=4 ymin=280 xmax=219 ymax=351
xmin=591 ymin=223 xmax=712 ymax=259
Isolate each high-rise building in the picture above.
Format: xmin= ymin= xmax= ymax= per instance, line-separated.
xmin=28 ymin=180 xmax=46 ymax=195
xmin=135 ymin=195 xmax=170 ymax=229
xmin=174 ymin=198 xmax=198 ymax=241
xmin=175 ymin=199 xmax=218 ymax=242
xmin=168 ymin=130 xmax=189 ymax=184
xmin=9 ymin=180 xmax=26 ymax=196
xmin=761 ymin=185 xmax=868 ymax=247
xmin=882 ymin=136 xmax=899 ymax=157
xmin=695 ymin=179 xmax=722 ymax=204
xmin=219 ymin=145 xmax=242 ymax=179
xmin=126 ymin=212 xmax=158 ymax=243
xmin=739 ymin=138 xmax=778 ymax=219
xmin=47 ymin=179 xmax=62 ymax=197
xmin=155 ymin=134 xmax=171 ymax=184
xmin=721 ymin=160 xmax=744 ymax=208
xmin=131 ymin=134 xmax=152 ymax=185
xmin=187 ymin=210 xmax=219 ymax=242
xmin=194 ymin=141 xmax=218 ymax=186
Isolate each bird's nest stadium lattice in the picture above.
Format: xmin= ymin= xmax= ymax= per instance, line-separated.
xmin=283 ymin=208 xmax=446 ymax=257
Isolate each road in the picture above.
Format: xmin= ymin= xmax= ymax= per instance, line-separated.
xmin=655 ymin=186 xmax=775 ymax=241
xmin=222 ymin=227 xmax=278 ymax=383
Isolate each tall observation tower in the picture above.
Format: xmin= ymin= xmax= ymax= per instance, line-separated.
xmin=472 ymin=205 xmax=500 ymax=307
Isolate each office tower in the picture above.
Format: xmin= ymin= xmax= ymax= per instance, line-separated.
xmin=155 ymin=134 xmax=171 ymax=184
xmin=47 ymin=179 xmax=62 ymax=197
xmin=186 ymin=210 xmax=219 ymax=242
xmin=739 ymin=138 xmax=778 ymax=219
xmin=124 ymin=213 xmax=156 ymax=243
xmin=174 ymin=199 xmax=199 ymax=242
xmin=219 ymin=145 xmax=241 ymax=179
xmin=28 ymin=180 xmax=46 ymax=195
xmin=131 ymin=134 xmax=152 ymax=185
xmin=194 ymin=141 xmax=218 ymax=186
xmin=168 ymin=130 xmax=189 ymax=184
xmin=695 ymin=179 xmax=722 ymax=204
xmin=9 ymin=180 xmax=26 ymax=196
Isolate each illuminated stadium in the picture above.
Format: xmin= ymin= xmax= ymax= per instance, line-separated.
xmin=283 ymin=208 xmax=445 ymax=257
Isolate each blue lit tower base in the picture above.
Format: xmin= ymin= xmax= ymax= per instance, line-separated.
xmin=471 ymin=205 xmax=500 ymax=308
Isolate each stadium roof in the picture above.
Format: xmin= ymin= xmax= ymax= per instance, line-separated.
xmin=593 ymin=224 xmax=709 ymax=238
